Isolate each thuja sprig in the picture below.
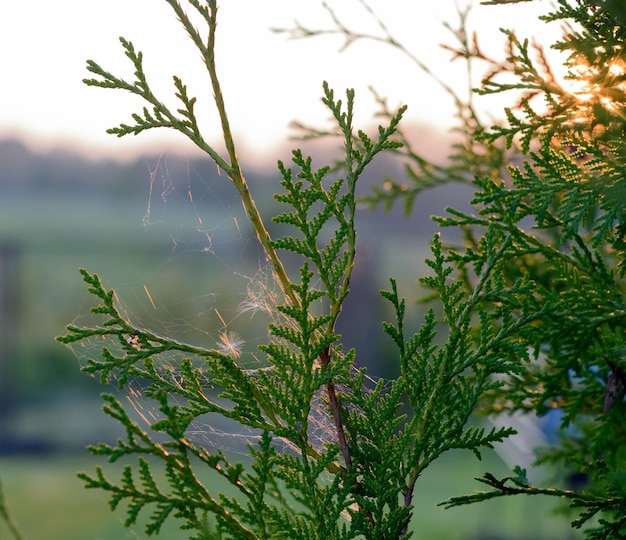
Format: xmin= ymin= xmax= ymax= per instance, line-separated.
xmin=274 ymin=82 xmax=404 ymax=328
xmin=216 ymin=0 xmax=626 ymax=537
xmin=270 ymin=85 xmax=405 ymax=480
xmin=441 ymin=467 xmax=626 ymax=540
xmin=278 ymin=4 xmax=521 ymax=217
xmin=406 ymin=2 xmax=626 ymax=535
xmin=63 ymin=0 xmax=415 ymax=534
xmin=63 ymin=0 xmax=626 ymax=537
xmin=326 ymin=228 xmax=524 ymax=537
xmin=61 ymin=270 xmax=350 ymax=537
xmin=76 ymin=387 xmax=265 ymax=539
xmin=58 ymin=269 xmax=326 ymax=439
xmin=380 ymin=235 xmax=521 ymax=490
xmin=63 ymin=73 xmax=409 ymax=540
xmin=79 ymin=456 xmax=254 ymax=539
xmin=84 ymin=0 xmax=298 ymax=313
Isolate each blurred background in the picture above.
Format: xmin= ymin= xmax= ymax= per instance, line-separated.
xmin=0 ymin=0 xmax=579 ymax=538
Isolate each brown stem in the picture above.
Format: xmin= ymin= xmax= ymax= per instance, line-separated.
xmin=320 ymin=347 xmax=352 ymax=469
xmin=320 ymin=347 xmax=376 ymax=530
xmin=399 ymin=482 xmax=416 ymax=539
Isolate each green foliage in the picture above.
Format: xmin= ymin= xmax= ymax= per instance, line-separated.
xmin=276 ymin=0 xmax=626 ymax=537
xmin=57 ymin=0 xmax=626 ymax=538
xmin=442 ymin=466 xmax=626 ymax=539
xmin=354 ymin=0 xmax=626 ymax=537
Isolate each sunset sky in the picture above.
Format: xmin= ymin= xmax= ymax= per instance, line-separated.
xmin=1 ymin=0 xmax=559 ymax=161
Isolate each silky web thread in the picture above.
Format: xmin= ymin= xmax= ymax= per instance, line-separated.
xmin=71 ymin=155 xmax=385 ymax=461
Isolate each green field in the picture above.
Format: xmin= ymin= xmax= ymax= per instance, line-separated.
xmin=0 ymin=450 xmax=579 ymax=540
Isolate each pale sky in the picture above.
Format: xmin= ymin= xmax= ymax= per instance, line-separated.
xmin=0 ymin=0 xmax=559 ymax=161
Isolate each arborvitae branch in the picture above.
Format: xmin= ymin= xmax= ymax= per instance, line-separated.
xmin=59 ymin=0 xmax=626 ymax=538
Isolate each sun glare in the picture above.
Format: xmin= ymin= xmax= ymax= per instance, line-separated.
xmin=561 ymin=45 xmax=626 ymax=129
xmin=565 ymin=62 xmax=597 ymax=101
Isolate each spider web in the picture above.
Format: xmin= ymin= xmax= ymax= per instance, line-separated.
xmin=70 ymin=153 xmax=362 ymax=459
